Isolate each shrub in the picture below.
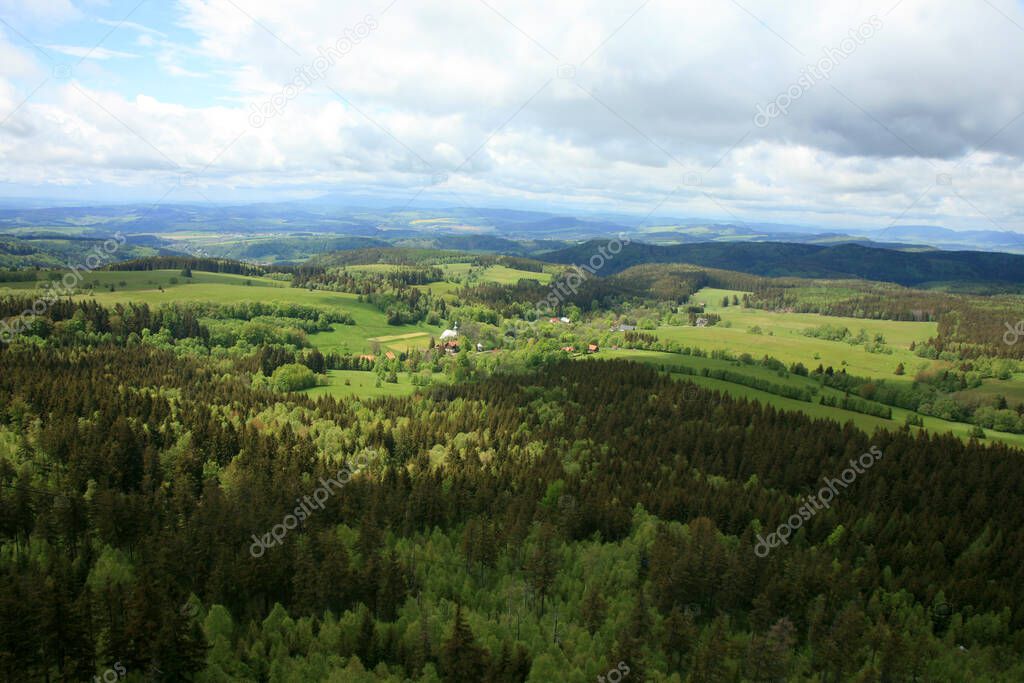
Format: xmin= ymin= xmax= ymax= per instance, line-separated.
xmin=270 ymin=363 xmax=316 ymax=392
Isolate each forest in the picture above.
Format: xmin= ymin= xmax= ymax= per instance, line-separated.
xmin=1 ymin=251 xmax=1023 ymax=681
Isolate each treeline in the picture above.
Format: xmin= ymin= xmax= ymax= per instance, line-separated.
xmin=457 ymin=264 xmax=707 ymax=317
xmin=292 ymin=266 xmax=444 ymax=293
xmin=0 ymin=296 xmax=208 ymax=344
xmin=668 ymin=364 xmax=816 ymax=402
xmin=927 ymin=299 xmax=1024 ymax=360
xmin=745 ymin=283 xmax=952 ymax=321
xmin=0 ymin=297 xmax=363 ymax=353
xmin=308 ymin=248 xmax=468 ymax=269
xmin=819 ymin=392 xmax=893 ymax=419
xmin=0 ymin=269 xmax=38 ymax=282
xmin=107 ymin=255 xmax=291 ymax=276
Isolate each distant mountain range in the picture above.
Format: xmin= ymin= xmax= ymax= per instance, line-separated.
xmin=1 ymin=198 xmax=1023 ymax=254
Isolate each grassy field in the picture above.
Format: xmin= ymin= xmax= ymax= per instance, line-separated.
xmin=439 ymin=263 xmax=552 ymax=285
xmin=660 ymin=288 xmax=940 ymax=378
xmin=0 ymin=269 xmax=442 ymax=355
xmin=410 ymin=263 xmax=552 ymax=297
xmin=955 ymin=374 xmax=1024 ymax=405
xmin=597 ymin=348 xmax=1024 ymax=449
xmin=0 ymin=269 xmax=281 ymax=295
xmin=302 ymin=369 xmax=444 ymax=399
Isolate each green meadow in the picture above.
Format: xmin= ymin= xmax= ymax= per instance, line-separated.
xmin=661 ymin=288 xmax=940 ymax=378
xmin=0 ymin=269 xmax=441 ymax=355
xmin=439 ymin=263 xmax=553 ymax=284
xmin=301 ymin=369 xmax=446 ymax=400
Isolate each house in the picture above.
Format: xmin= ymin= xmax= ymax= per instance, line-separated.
xmin=561 ymin=345 xmax=576 ymax=353
xmin=358 ymin=354 xmax=376 ymax=362
xmin=549 ymin=317 xmax=561 ymax=324
xmin=587 ymin=343 xmax=599 ymax=353
xmin=476 ymin=342 xmax=484 ymax=352
xmin=615 ymin=324 xmax=636 ymax=332
xmin=384 ymin=351 xmax=396 ymax=361
xmin=695 ymin=317 xmax=709 ymax=328
xmin=442 ymin=339 xmax=460 ymax=354
xmin=559 ymin=316 xmax=570 ymax=324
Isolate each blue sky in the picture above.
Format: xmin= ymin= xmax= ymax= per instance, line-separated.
xmin=5 ymin=1 xmax=214 ymax=105
xmin=1 ymin=1 xmax=1024 ymax=232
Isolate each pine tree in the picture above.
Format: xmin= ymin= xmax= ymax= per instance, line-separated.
xmin=440 ymin=605 xmax=488 ymax=682
xmin=524 ymin=523 xmax=560 ymax=613
xmin=580 ymin=585 xmax=607 ymax=634
xmin=688 ymin=615 xmax=731 ymax=683
xmin=616 ymin=589 xmax=651 ymax=680
xmin=357 ymin=608 xmax=378 ymax=668
xmin=663 ymin=605 xmax=698 ymax=672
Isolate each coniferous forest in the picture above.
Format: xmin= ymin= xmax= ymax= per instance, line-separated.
xmin=1 ymin=334 xmax=1023 ymax=680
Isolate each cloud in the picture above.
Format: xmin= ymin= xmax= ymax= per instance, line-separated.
xmin=0 ymin=0 xmax=1022 ymax=231
xmin=95 ymin=18 xmax=166 ymax=38
xmin=45 ymin=44 xmax=138 ymax=59
xmin=0 ymin=0 xmax=81 ymax=23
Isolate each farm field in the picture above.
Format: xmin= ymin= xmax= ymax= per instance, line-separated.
xmin=659 ymin=287 xmax=941 ymax=377
xmin=301 ymin=369 xmax=445 ymax=399
xmin=411 ymin=263 xmax=552 ymax=297
xmin=439 ymin=262 xmax=553 ymax=284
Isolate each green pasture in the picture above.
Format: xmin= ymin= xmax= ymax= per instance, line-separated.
xmin=0 ymin=269 xmax=442 ymax=355
xmin=439 ymin=263 xmax=552 ymax=285
xmin=0 ymin=269 xmax=279 ymax=294
xmin=955 ymin=374 xmax=1024 ymax=406
xmin=301 ymin=369 xmax=444 ymax=400
xmin=661 ymin=288 xmax=940 ymax=378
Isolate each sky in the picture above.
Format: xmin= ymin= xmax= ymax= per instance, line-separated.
xmin=1 ymin=0 xmax=1024 ymax=232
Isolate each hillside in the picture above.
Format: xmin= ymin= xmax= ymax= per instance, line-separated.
xmin=539 ymin=240 xmax=1024 ymax=286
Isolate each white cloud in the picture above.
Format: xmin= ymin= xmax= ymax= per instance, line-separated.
xmin=0 ymin=0 xmax=1022 ymax=230
xmin=44 ymin=43 xmax=138 ymax=59
xmin=95 ymin=18 xmax=166 ymax=37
